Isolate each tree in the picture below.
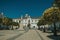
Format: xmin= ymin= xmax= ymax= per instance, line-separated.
xmin=37 ymin=17 xmax=47 ymax=32
xmin=2 ymin=17 xmax=12 ymax=29
xmin=12 ymin=22 xmax=19 ymax=26
xmin=27 ymin=23 xmax=30 ymax=29
xmin=43 ymin=7 xmax=60 ymax=36
xmin=11 ymin=22 xmax=19 ymax=29
xmin=2 ymin=17 xmax=12 ymax=26
xmin=0 ymin=18 xmax=2 ymax=29
xmin=0 ymin=18 xmax=2 ymax=23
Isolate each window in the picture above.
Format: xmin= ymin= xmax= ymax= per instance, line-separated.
xmin=32 ymin=20 xmax=33 ymax=22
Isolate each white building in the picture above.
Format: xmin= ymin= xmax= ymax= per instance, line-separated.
xmin=13 ymin=14 xmax=39 ymax=29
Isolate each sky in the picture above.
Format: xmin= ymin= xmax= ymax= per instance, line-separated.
xmin=0 ymin=0 xmax=54 ymax=18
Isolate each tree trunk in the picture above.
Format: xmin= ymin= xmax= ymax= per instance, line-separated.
xmin=43 ymin=26 xmax=46 ymax=32
xmin=38 ymin=26 xmax=40 ymax=30
xmin=53 ymin=22 xmax=57 ymax=36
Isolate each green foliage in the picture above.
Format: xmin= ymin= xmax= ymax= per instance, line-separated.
xmin=0 ymin=18 xmax=2 ymax=23
xmin=43 ymin=7 xmax=60 ymax=23
xmin=37 ymin=17 xmax=47 ymax=26
xmin=2 ymin=17 xmax=12 ymax=26
xmin=37 ymin=6 xmax=60 ymax=26
xmin=11 ymin=22 xmax=19 ymax=26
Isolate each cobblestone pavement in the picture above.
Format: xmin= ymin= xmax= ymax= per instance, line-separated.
xmin=15 ymin=30 xmax=42 ymax=40
xmin=0 ymin=30 xmax=25 ymax=40
xmin=36 ymin=30 xmax=60 ymax=40
xmin=0 ymin=30 xmax=42 ymax=40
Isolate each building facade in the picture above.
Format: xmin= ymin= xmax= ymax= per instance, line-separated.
xmin=13 ymin=14 xmax=39 ymax=29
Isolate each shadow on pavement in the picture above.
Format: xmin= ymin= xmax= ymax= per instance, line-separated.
xmin=7 ymin=31 xmax=27 ymax=40
xmin=47 ymin=35 xmax=60 ymax=40
xmin=35 ymin=30 xmax=44 ymax=40
xmin=45 ymin=31 xmax=53 ymax=33
xmin=0 ymin=34 xmax=5 ymax=36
